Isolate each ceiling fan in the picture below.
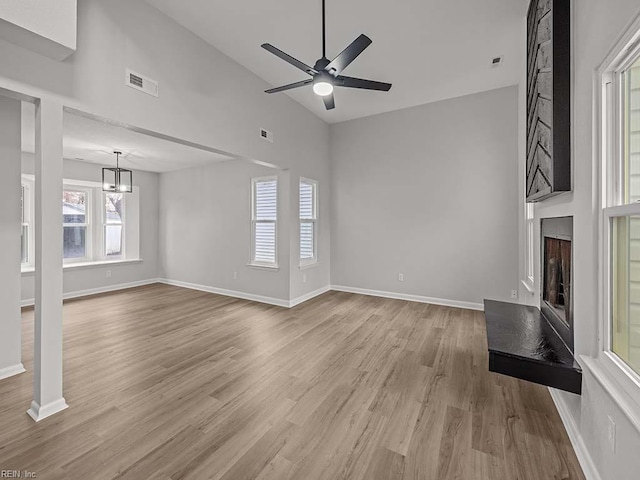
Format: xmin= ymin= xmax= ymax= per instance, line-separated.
xmin=261 ymin=0 xmax=392 ymax=110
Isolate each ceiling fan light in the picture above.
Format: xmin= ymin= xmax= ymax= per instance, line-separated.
xmin=313 ymin=80 xmax=333 ymax=96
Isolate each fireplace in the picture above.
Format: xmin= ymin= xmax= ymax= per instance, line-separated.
xmin=541 ymin=217 xmax=574 ymax=351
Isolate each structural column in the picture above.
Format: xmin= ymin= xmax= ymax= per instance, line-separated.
xmin=0 ymin=96 xmax=24 ymax=381
xmin=27 ymin=98 xmax=68 ymax=422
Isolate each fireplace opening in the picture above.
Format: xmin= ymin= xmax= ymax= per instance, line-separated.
xmin=543 ymin=237 xmax=571 ymax=326
xmin=541 ymin=217 xmax=574 ymax=351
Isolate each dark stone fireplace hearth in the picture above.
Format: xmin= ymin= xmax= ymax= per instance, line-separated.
xmin=483 ymin=216 xmax=581 ymax=394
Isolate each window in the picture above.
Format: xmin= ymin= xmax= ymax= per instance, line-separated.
xmin=251 ymin=177 xmax=278 ymax=266
xmin=525 ymin=202 xmax=535 ymax=288
xmin=104 ymin=193 xmax=124 ymax=257
xmin=299 ymin=178 xmax=318 ymax=265
xmin=21 ymin=184 xmax=30 ymax=265
xmin=602 ymin=32 xmax=640 ymax=379
xmin=63 ymin=189 xmax=90 ymax=260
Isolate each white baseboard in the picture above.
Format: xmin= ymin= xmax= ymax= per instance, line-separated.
xmin=21 ymin=278 xmax=161 ymax=307
xmin=0 ymin=363 xmax=26 ymax=381
xmin=27 ymin=398 xmax=68 ymax=422
xmin=549 ymin=388 xmax=601 ymax=480
xmin=289 ymin=286 xmax=332 ymax=307
xmin=158 ymin=278 xmax=292 ymax=308
xmin=330 ymin=285 xmax=484 ymax=311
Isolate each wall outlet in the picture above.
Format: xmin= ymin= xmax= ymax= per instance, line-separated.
xmin=608 ymin=415 xmax=616 ymax=452
xmin=233 ymin=271 xmax=238 ymax=280
xmin=511 ymin=289 xmax=518 ymax=299
xmin=302 ymin=273 xmax=307 ymax=284
xmin=398 ymin=273 xmax=404 ymax=282
xmin=105 ymin=270 xmax=112 ymax=278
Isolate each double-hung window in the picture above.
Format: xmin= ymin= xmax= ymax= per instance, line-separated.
xmin=299 ymin=178 xmax=318 ymax=265
xmin=63 ymin=188 xmax=90 ymax=261
xmin=251 ymin=177 xmax=278 ymax=267
xmin=21 ymin=184 xmax=30 ymax=265
xmin=602 ymin=27 xmax=640 ymax=383
xmin=104 ymin=192 xmax=124 ymax=257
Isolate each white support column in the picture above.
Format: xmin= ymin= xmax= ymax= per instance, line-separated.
xmin=0 ymin=96 xmax=25 ymax=381
xmin=27 ymin=98 xmax=68 ymax=422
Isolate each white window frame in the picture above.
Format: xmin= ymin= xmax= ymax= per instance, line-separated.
xmin=523 ymin=202 xmax=535 ymax=292
xmin=597 ymin=15 xmax=640 ymax=408
xmin=21 ymin=181 xmax=34 ymax=267
xmin=103 ymin=192 xmax=126 ymax=259
xmin=299 ymin=177 xmax=318 ymax=267
xmin=62 ymin=185 xmax=92 ymax=263
xmin=250 ymin=176 xmax=278 ymax=268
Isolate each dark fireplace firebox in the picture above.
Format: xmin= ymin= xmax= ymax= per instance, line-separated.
xmin=541 ymin=217 xmax=574 ymax=351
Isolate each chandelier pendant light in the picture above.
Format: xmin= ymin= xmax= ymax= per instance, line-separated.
xmin=102 ymin=151 xmax=133 ymax=193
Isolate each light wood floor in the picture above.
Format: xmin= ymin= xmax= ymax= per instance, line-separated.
xmin=0 ymin=284 xmax=584 ymax=480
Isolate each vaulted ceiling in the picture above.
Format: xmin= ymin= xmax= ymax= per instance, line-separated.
xmin=147 ymin=0 xmax=527 ymax=123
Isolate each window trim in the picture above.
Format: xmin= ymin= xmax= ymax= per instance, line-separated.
xmin=250 ymin=176 xmax=278 ymax=268
xmin=597 ymin=14 xmax=640 ymax=410
xmin=299 ymin=177 xmax=318 ymax=267
xmin=62 ymin=185 xmax=92 ymax=263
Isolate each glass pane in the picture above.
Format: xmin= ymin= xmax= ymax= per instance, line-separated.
xmin=624 ymin=56 xmax=640 ymax=203
xmin=63 ymin=190 xmax=87 ymax=224
xmin=300 ymin=222 xmax=314 ymax=260
xmin=254 ymin=222 xmax=276 ymax=263
xmin=611 ymin=215 xmax=640 ymax=374
xmin=63 ymin=226 xmax=87 ymax=259
xmin=300 ymin=181 xmax=314 ymax=219
xmin=254 ymin=180 xmax=277 ymax=221
xmin=105 ymin=193 xmax=124 ymax=224
xmin=21 ymin=225 xmax=28 ymax=264
xmin=105 ymin=225 xmax=123 ymax=256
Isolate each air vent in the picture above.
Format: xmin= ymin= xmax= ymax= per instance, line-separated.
xmin=491 ymin=56 xmax=504 ymax=68
xmin=125 ymin=69 xmax=159 ymax=97
xmin=260 ymin=128 xmax=274 ymax=143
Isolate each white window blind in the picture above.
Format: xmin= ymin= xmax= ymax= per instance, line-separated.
xmin=299 ymin=179 xmax=317 ymax=264
xmin=252 ymin=178 xmax=278 ymax=265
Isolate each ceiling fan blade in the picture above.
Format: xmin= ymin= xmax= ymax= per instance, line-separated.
xmin=261 ymin=44 xmax=318 ymax=75
xmin=336 ymin=75 xmax=392 ymax=91
xmin=265 ymin=79 xmax=313 ymax=94
xmin=323 ymin=93 xmax=335 ymax=110
xmin=325 ymin=34 xmax=372 ymax=75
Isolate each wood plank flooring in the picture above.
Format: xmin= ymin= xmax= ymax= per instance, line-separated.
xmin=0 ymin=284 xmax=585 ymax=479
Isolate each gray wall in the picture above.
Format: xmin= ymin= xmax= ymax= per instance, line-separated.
xmin=330 ymin=86 xmax=519 ymax=306
xmin=0 ymin=97 xmax=22 ymax=374
xmin=159 ymin=161 xmax=291 ymax=302
xmin=20 ymin=155 xmax=160 ymax=302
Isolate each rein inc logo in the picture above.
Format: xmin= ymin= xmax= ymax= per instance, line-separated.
xmin=0 ymin=472 xmax=37 ymax=478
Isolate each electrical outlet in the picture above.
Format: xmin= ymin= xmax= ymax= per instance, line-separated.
xmin=398 ymin=273 xmax=404 ymax=282
xmin=233 ymin=271 xmax=238 ymax=280
xmin=302 ymin=274 xmax=307 ymax=284
xmin=511 ymin=289 xmax=518 ymax=299
xmin=105 ymin=270 xmax=112 ymax=278
xmin=608 ymin=415 xmax=616 ymax=452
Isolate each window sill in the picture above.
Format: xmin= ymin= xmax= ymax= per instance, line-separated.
xmin=21 ymin=258 xmax=144 ymax=275
xmin=580 ymin=354 xmax=640 ymax=433
xmin=299 ymin=261 xmax=319 ymax=270
xmin=247 ymin=263 xmax=280 ymax=271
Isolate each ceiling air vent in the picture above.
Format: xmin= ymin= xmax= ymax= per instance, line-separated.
xmin=260 ymin=128 xmax=274 ymax=143
xmin=125 ymin=69 xmax=159 ymax=97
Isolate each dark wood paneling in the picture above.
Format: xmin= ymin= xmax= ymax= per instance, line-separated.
xmin=526 ymin=0 xmax=571 ymax=202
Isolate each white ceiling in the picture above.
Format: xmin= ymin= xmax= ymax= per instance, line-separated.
xmin=147 ymin=0 xmax=527 ymax=124
xmin=21 ymin=103 xmax=233 ymax=173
